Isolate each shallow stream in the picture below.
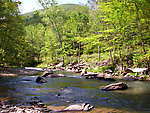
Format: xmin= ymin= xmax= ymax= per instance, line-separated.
xmin=0 ymin=70 xmax=150 ymax=112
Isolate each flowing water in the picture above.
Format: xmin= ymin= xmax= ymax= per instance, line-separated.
xmin=0 ymin=70 xmax=150 ymax=112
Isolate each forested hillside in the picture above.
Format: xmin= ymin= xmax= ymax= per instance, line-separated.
xmin=0 ymin=0 xmax=150 ymax=71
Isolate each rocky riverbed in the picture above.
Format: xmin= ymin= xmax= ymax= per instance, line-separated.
xmin=0 ymin=102 xmax=133 ymax=113
xmin=0 ymin=68 xmax=41 ymax=77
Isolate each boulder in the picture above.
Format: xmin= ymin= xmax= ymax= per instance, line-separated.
xmin=84 ymin=72 xmax=99 ymax=76
xmin=62 ymin=103 xmax=94 ymax=111
xmin=124 ymin=68 xmax=133 ymax=73
xmin=41 ymin=71 xmax=53 ymax=77
xmin=124 ymin=73 xmax=138 ymax=81
xmin=132 ymin=68 xmax=147 ymax=73
xmin=102 ymin=82 xmax=128 ymax=91
xmin=45 ymin=74 xmax=66 ymax=78
xmin=96 ymin=74 xmax=105 ymax=80
xmin=104 ymin=69 xmax=113 ymax=74
xmin=56 ymin=63 xmax=63 ymax=68
xmin=36 ymin=76 xmax=47 ymax=83
xmin=81 ymin=68 xmax=87 ymax=76
xmin=105 ymin=74 xmax=112 ymax=78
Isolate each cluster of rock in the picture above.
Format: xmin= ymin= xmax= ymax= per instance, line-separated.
xmin=120 ymin=68 xmax=150 ymax=81
xmin=65 ymin=63 xmax=86 ymax=73
xmin=0 ymin=105 xmax=51 ymax=113
xmin=36 ymin=70 xmax=66 ymax=83
xmin=81 ymin=68 xmax=116 ymax=81
xmin=0 ymin=68 xmax=40 ymax=77
xmin=0 ymin=102 xmax=94 ymax=113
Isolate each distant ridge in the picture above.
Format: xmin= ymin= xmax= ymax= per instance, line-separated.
xmin=23 ymin=3 xmax=79 ymax=16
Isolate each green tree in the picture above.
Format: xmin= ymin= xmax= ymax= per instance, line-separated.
xmin=0 ymin=0 xmax=28 ymax=66
xmin=98 ymin=0 xmax=150 ymax=69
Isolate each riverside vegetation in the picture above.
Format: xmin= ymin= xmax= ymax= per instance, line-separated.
xmin=0 ymin=0 xmax=149 ymax=71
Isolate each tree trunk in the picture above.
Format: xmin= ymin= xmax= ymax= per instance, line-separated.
xmin=73 ymin=40 xmax=75 ymax=61
xmin=98 ymin=46 xmax=100 ymax=61
xmin=134 ymin=3 xmax=146 ymax=53
xmin=79 ymin=42 xmax=81 ymax=63
xmin=110 ymin=49 xmax=114 ymax=64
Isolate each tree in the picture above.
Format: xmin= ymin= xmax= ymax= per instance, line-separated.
xmin=38 ymin=0 xmax=69 ymax=65
xmin=0 ymin=0 xmax=28 ymax=66
xmin=98 ymin=0 xmax=150 ymax=69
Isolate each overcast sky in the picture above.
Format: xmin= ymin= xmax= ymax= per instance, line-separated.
xmin=19 ymin=0 xmax=87 ymax=14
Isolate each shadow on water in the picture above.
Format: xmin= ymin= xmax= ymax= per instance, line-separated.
xmin=0 ymin=70 xmax=150 ymax=112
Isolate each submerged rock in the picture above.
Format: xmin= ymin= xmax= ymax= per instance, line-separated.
xmin=36 ymin=76 xmax=47 ymax=83
xmin=102 ymin=82 xmax=128 ymax=91
xmin=62 ymin=103 xmax=94 ymax=112
xmin=104 ymin=77 xmax=116 ymax=81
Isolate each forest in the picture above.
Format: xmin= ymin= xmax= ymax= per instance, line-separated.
xmin=0 ymin=0 xmax=150 ymax=71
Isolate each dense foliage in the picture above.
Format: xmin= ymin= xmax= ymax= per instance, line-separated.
xmin=0 ymin=0 xmax=29 ymax=66
xmin=0 ymin=0 xmax=150 ymax=69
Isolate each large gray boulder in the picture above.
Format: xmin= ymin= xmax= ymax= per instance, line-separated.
xmin=36 ymin=76 xmax=47 ymax=83
xmin=102 ymin=82 xmax=128 ymax=91
xmin=124 ymin=73 xmax=138 ymax=81
xmin=62 ymin=103 xmax=94 ymax=112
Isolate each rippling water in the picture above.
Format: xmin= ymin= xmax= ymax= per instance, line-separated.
xmin=0 ymin=70 xmax=150 ymax=112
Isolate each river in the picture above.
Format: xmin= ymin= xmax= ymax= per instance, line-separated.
xmin=0 ymin=70 xmax=150 ymax=112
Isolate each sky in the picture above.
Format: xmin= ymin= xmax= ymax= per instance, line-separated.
xmin=19 ymin=0 xmax=87 ymax=14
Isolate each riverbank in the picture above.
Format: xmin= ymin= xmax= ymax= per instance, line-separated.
xmin=0 ymin=68 xmax=41 ymax=77
xmin=0 ymin=103 xmax=134 ymax=113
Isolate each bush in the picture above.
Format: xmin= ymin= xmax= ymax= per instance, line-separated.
xmin=87 ymin=64 xmax=116 ymax=73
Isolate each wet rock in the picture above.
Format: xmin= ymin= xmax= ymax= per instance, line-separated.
xmin=102 ymin=82 xmax=128 ymax=91
xmin=56 ymin=94 xmax=61 ymax=97
xmin=84 ymin=72 xmax=98 ymax=76
xmin=104 ymin=69 xmax=113 ymax=74
xmin=112 ymin=73 xmax=119 ymax=76
xmin=104 ymin=77 xmax=116 ymax=81
xmin=81 ymin=68 xmax=87 ymax=76
xmin=124 ymin=73 xmax=138 ymax=81
xmin=132 ymin=68 xmax=147 ymax=73
xmin=36 ymin=76 xmax=47 ymax=83
xmin=56 ymin=63 xmax=63 ymax=68
xmin=141 ymin=68 xmax=149 ymax=75
xmin=37 ymin=102 xmax=45 ymax=107
xmin=96 ymin=76 xmax=105 ymax=80
xmin=62 ymin=103 xmax=94 ymax=111
xmin=45 ymin=74 xmax=66 ymax=78
xmin=22 ymin=79 xmax=32 ymax=81
xmin=124 ymin=68 xmax=133 ymax=73
xmin=96 ymin=74 xmax=104 ymax=78
xmin=105 ymin=74 xmax=112 ymax=78
xmin=41 ymin=71 xmax=53 ymax=77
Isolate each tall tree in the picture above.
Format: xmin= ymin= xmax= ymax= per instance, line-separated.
xmin=0 ymin=0 xmax=27 ymax=66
